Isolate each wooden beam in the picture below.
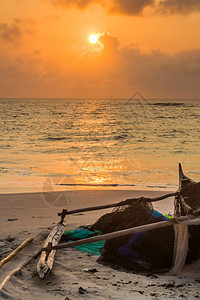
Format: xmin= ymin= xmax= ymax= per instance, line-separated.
xmin=46 ymin=217 xmax=200 ymax=252
xmin=58 ymin=192 xmax=176 ymax=217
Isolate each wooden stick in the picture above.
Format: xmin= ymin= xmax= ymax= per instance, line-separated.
xmin=0 ymin=237 xmax=34 ymax=269
xmin=0 ymin=249 xmax=40 ymax=291
xmin=58 ymin=192 xmax=177 ymax=217
xmin=47 ymin=221 xmax=172 ymax=251
xmin=37 ymin=221 xmax=66 ymax=278
xmin=45 ymin=217 xmax=200 ymax=252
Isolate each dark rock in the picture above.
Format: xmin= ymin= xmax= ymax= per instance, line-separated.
xmin=147 ymin=274 xmax=158 ymax=279
xmin=139 ymin=291 xmax=144 ymax=295
xmin=161 ymin=281 xmax=175 ymax=288
xmin=78 ymin=287 xmax=87 ymax=294
xmin=6 ymin=237 xmax=15 ymax=242
xmin=195 ymin=279 xmax=200 ymax=283
xmin=124 ymin=281 xmax=132 ymax=284
xmin=87 ymin=268 xmax=98 ymax=274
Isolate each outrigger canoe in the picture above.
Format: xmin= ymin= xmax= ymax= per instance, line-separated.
xmin=37 ymin=164 xmax=200 ymax=278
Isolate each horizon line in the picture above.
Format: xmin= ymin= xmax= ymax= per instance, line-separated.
xmin=1 ymin=97 xmax=200 ymax=101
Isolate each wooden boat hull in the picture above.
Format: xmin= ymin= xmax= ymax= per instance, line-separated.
xmin=175 ymin=163 xmax=200 ymax=216
xmin=172 ymin=164 xmax=200 ymax=274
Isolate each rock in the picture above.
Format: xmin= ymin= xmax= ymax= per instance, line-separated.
xmin=6 ymin=237 xmax=15 ymax=242
xmin=150 ymin=292 xmax=158 ymax=297
xmin=139 ymin=291 xmax=144 ymax=295
xmin=78 ymin=287 xmax=87 ymax=294
xmin=83 ymin=268 xmax=98 ymax=274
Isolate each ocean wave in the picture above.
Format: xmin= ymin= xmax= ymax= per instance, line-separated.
xmin=146 ymin=185 xmax=168 ymax=188
xmin=152 ymin=102 xmax=184 ymax=107
xmin=0 ymin=167 xmax=33 ymax=176
xmin=0 ymin=144 xmax=12 ymax=149
xmin=114 ymin=134 xmax=128 ymax=140
xmin=46 ymin=137 xmax=67 ymax=141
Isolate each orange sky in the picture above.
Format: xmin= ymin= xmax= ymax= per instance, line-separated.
xmin=0 ymin=0 xmax=200 ymax=98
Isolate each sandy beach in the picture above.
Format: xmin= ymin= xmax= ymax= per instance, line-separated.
xmin=0 ymin=189 xmax=199 ymax=299
xmin=1 ymin=0 xmax=200 ymax=297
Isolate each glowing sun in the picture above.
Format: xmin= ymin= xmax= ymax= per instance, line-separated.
xmin=89 ymin=34 xmax=98 ymax=44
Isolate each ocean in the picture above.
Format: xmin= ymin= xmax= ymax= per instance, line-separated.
xmin=0 ymin=97 xmax=200 ymax=193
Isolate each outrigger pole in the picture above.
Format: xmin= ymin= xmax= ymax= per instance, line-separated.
xmin=43 ymin=217 xmax=200 ymax=252
xmin=58 ymin=192 xmax=177 ymax=220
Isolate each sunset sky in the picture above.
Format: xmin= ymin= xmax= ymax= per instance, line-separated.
xmin=0 ymin=0 xmax=200 ymax=98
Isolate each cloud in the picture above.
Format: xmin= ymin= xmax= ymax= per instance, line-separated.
xmin=110 ymin=0 xmax=154 ymax=15
xmin=51 ymin=0 xmax=152 ymax=14
xmin=51 ymin=0 xmax=101 ymax=9
xmin=81 ymin=32 xmax=120 ymax=59
xmin=0 ymin=18 xmax=34 ymax=44
xmin=51 ymin=0 xmax=200 ymax=15
xmin=0 ymin=31 xmax=200 ymax=98
xmin=120 ymin=46 xmax=200 ymax=98
xmin=98 ymin=32 xmax=120 ymax=53
xmin=156 ymin=0 xmax=200 ymax=15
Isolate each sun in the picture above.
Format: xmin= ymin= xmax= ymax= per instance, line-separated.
xmin=89 ymin=34 xmax=98 ymax=44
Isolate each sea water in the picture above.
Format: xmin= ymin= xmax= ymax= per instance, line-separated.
xmin=0 ymin=98 xmax=200 ymax=193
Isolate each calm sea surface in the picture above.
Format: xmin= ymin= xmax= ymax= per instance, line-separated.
xmin=0 ymin=98 xmax=200 ymax=193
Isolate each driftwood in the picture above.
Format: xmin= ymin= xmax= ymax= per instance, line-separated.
xmin=0 ymin=229 xmax=50 ymax=290
xmin=0 ymin=249 xmax=40 ymax=291
xmin=0 ymin=237 xmax=34 ymax=269
xmin=37 ymin=221 xmax=66 ymax=278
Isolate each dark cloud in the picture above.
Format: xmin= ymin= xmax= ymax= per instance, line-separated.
xmin=51 ymin=0 xmax=152 ymax=14
xmin=51 ymin=0 xmax=200 ymax=15
xmin=0 ymin=18 xmax=33 ymax=44
xmin=111 ymin=0 xmax=200 ymax=15
xmin=157 ymin=0 xmax=200 ymax=15
xmin=120 ymin=46 xmax=200 ymax=98
xmin=110 ymin=0 xmax=154 ymax=15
